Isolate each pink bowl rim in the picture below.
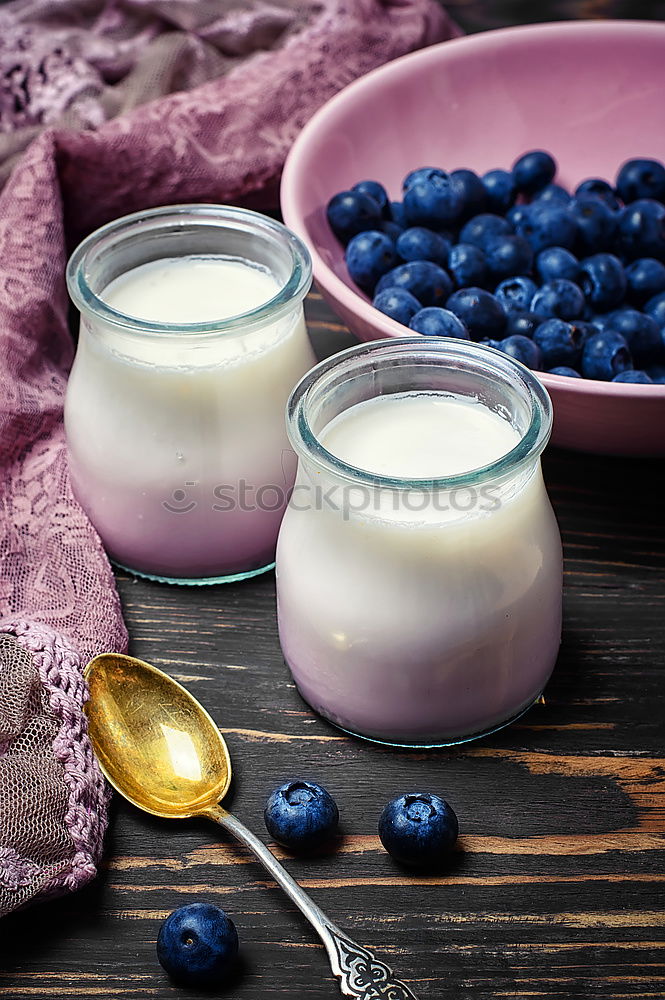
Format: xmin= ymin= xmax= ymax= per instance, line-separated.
xmin=281 ymin=19 xmax=665 ymax=400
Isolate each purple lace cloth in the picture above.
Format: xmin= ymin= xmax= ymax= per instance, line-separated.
xmin=0 ymin=0 xmax=319 ymax=185
xmin=0 ymin=0 xmax=459 ymax=917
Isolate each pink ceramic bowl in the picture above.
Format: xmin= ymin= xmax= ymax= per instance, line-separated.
xmin=281 ymin=21 xmax=665 ymax=456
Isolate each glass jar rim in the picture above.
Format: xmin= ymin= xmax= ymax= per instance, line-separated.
xmin=287 ymin=337 xmax=553 ymax=491
xmin=66 ymin=204 xmax=313 ymax=339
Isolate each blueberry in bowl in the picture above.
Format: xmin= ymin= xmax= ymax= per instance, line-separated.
xmin=326 ymin=190 xmax=383 ymax=245
xmin=533 ymin=318 xmax=587 ymax=369
xmin=381 ymin=220 xmax=404 ymax=243
xmin=530 ymin=278 xmax=585 ymax=321
xmin=351 ymin=179 xmax=391 ymax=218
xmin=445 ymin=286 xmax=506 ymax=340
xmin=409 ymin=307 xmax=470 ymax=338
xmin=624 ymin=258 xmax=665 ymax=306
xmin=403 ymin=169 xmax=463 ymax=226
xmin=373 ymin=288 xmax=422 ymax=326
xmin=375 ymin=260 xmax=453 ymax=307
xmin=482 ymin=168 xmax=516 ymax=214
xmin=514 ymin=204 xmax=578 ymax=253
xmin=616 ymin=157 xmax=665 ymax=204
xmin=574 ymin=177 xmax=621 ymax=212
xmin=531 ymin=182 xmax=572 ymax=208
xmin=389 ymin=200 xmax=408 ymax=228
xmin=396 ymin=226 xmax=451 ymax=266
xmin=616 ymin=199 xmax=665 ymax=261
xmin=644 ymin=290 xmax=665 ymax=328
xmin=504 ymin=310 xmax=541 ymax=339
xmin=512 ymin=149 xmax=556 ymax=195
xmin=459 ymin=212 xmax=512 ymax=250
xmin=535 ymin=246 xmax=579 ymax=284
xmin=604 ymin=308 xmax=661 ymax=365
xmin=451 ymin=167 xmax=488 ymax=220
xmin=483 ymin=234 xmax=533 ymax=283
xmin=494 ymin=276 xmax=537 ymax=315
xmin=581 ymin=330 xmax=633 ymax=381
xmin=448 ymin=242 xmax=488 ymax=288
xmin=282 ymin=20 xmax=665 ymax=455
xmin=497 ymin=334 xmax=543 ymax=370
xmin=578 ymin=253 xmax=627 ymax=312
xmin=402 ymin=165 xmax=446 ymax=192
xmin=345 ymin=230 xmax=399 ymax=293
xmin=506 ymin=203 xmax=531 ymax=230
xmin=568 ymin=196 xmax=617 ymax=255
xmin=613 ymin=369 xmax=653 ymax=384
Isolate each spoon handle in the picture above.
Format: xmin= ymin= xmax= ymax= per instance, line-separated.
xmin=205 ymin=804 xmax=420 ymax=999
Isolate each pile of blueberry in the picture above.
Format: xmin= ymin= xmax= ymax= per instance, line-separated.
xmin=157 ymin=780 xmax=458 ymax=987
xmin=326 ymin=152 xmax=665 ymax=384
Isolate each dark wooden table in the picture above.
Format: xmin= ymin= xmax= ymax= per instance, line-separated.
xmin=2 ymin=291 xmax=664 ymax=999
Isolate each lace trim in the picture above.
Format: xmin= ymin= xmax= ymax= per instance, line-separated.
xmin=0 ymin=620 xmax=109 ymax=894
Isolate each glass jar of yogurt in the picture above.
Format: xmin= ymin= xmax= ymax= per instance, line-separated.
xmin=276 ymin=338 xmax=563 ymax=746
xmin=66 ymin=205 xmax=315 ymax=583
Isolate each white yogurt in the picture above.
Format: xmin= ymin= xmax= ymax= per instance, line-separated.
xmin=276 ymin=390 xmax=563 ymax=744
xmin=321 ymin=392 xmax=519 ymax=478
xmin=65 ymin=254 xmax=316 ymax=580
xmin=102 ymin=256 xmax=279 ymax=324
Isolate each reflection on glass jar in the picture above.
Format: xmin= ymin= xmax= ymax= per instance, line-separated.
xmin=276 ymin=338 xmax=563 ymax=747
xmin=66 ymin=205 xmax=314 ymax=584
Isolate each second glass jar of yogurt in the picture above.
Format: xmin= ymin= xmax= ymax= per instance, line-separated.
xmin=275 ymin=338 xmax=563 ymax=746
xmin=66 ymin=205 xmax=315 ymax=583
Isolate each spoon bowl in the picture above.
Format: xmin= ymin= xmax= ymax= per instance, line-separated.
xmin=84 ymin=652 xmax=420 ymax=999
xmin=85 ymin=653 xmax=231 ymax=818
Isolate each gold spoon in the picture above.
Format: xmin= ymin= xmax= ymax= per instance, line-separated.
xmin=84 ymin=653 xmax=420 ymax=999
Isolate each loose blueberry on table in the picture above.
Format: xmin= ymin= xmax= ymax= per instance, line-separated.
xmin=157 ymin=903 xmax=239 ymax=987
xmin=326 ymin=153 xmax=665 ymax=383
xmin=378 ymin=793 xmax=459 ymax=869
xmin=264 ymin=779 xmax=339 ymax=851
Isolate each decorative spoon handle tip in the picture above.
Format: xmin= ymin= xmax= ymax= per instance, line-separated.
xmin=326 ymin=928 xmax=421 ymax=999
